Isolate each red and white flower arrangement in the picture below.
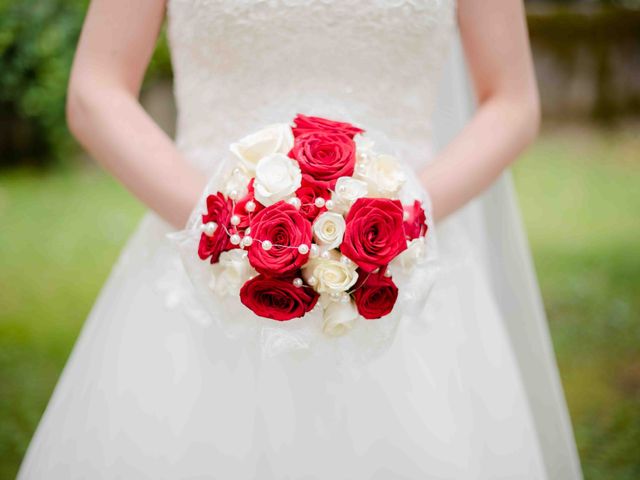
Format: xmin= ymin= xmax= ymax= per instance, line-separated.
xmin=195 ymin=114 xmax=430 ymax=337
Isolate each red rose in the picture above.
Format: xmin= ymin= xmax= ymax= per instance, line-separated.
xmin=292 ymin=114 xmax=364 ymax=139
xmin=290 ymin=131 xmax=356 ymax=189
xmin=352 ymin=269 xmax=399 ymax=319
xmin=240 ymin=274 xmax=319 ymax=321
xmin=198 ymin=192 xmax=234 ymax=263
xmin=248 ymin=201 xmax=312 ymax=276
xmin=403 ymin=200 xmax=428 ymax=240
xmin=341 ymin=198 xmax=408 ymax=272
xmin=233 ymin=179 xmax=264 ymax=229
xmin=295 ymin=180 xmax=331 ymax=222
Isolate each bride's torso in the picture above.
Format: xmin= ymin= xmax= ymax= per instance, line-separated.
xmin=167 ymin=0 xmax=456 ymax=171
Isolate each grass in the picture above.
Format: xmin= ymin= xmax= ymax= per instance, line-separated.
xmin=1 ymin=126 xmax=639 ymax=479
xmin=0 ymin=165 xmax=144 ymax=479
xmin=513 ymin=124 xmax=640 ymax=480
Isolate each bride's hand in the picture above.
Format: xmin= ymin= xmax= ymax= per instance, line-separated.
xmin=66 ymin=0 xmax=207 ymax=228
xmin=420 ymin=0 xmax=540 ymax=222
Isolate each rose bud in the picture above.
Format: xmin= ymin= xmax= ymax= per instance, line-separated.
xmin=340 ymin=197 xmax=408 ymax=272
xmin=240 ymin=274 xmax=319 ymax=321
xmin=247 ymin=201 xmax=313 ymax=277
xmin=289 ymin=131 xmax=357 ymax=190
xmin=403 ymin=200 xmax=428 ymax=240
xmin=198 ymin=192 xmax=234 ymax=264
xmin=292 ymin=114 xmax=364 ymax=139
xmin=352 ymin=269 xmax=399 ymax=320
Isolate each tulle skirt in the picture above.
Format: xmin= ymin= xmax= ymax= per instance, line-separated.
xmin=18 ymin=212 xmax=546 ymax=479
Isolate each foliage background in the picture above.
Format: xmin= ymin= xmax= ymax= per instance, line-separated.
xmin=0 ymin=1 xmax=639 ymax=479
xmin=0 ymin=0 xmax=171 ymax=167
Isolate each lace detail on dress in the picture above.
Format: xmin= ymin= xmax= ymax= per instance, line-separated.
xmin=167 ymin=0 xmax=456 ymax=172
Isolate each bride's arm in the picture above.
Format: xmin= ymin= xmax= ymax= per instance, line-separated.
xmin=420 ymin=0 xmax=540 ymax=221
xmin=66 ymin=0 xmax=206 ymax=228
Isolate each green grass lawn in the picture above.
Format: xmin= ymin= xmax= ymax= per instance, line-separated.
xmin=513 ymin=125 xmax=640 ymax=480
xmin=1 ymin=126 xmax=639 ymax=479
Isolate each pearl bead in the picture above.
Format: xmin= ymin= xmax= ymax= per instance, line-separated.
xmin=309 ymin=244 xmax=320 ymax=258
xmin=340 ymin=294 xmax=351 ymax=303
xmin=330 ymin=292 xmax=342 ymax=300
xmin=230 ymin=215 xmax=240 ymax=226
xmin=314 ymin=197 xmax=326 ymax=208
xmin=201 ymin=221 xmax=217 ymax=237
xmin=320 ymin=250 xmax=331 ymax=259
xmin=298 ymin=244 xmax=309 ymax=255
xmin=242 ymin=235 xmax=253 ymax=247
xmin=262 ymin=240 xmax=273 ymax=251
xmin=340 ymin=255 xmax=352 ymax=265
xmin=292 ymin=277 xmax=303 ymax=288
xmin=230 ymin=234 xmax=241 ymax=245
xmin=245 ymin=201 xmax=256 ymax=213
xmin=403 ymin=211 xmax=410 ymax=221
xmin=384 ymin=268 xmax=392 ymax=278
xmin=325 ymin=199 xmax=335 ymax=210
xmin=287 ymin=197 xmax=301 ymax=209
xmin=308 ymin=276 xmax=317 ymax=286
xmin=337 ymin=185 xmax=347 ymax=195
xmin=228 ymin=189 xmax=239 ymax=200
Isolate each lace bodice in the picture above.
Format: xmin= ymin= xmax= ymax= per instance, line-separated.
xmin=167 ymin=0 xmax=456 ymax=171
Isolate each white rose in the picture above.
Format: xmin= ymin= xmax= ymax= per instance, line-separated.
xmin=356 ymin=153 xmax=405 ymax=198
xmin=330 ymin=177 xmax=368 ymax=214
xmin=229 ymin=124 xmax=294 ymax=172
xmin=390 ymin=237 xmax=426 ymax=273
xmin=322 ymin=299 xmax=359 ymax=337
xmin=210 ymin=249 xmax=256 ymax=297
xmin=223 ymin=168 xmax=250 ymax=199
xmin=303 ymin=252 xmax=358 ymax=294
xmin=253 ymin=153 xmax=302 ymax=206
xmin=312 ymin=212 xmax=346 ymax=250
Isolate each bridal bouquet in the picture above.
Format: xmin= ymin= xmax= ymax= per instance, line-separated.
xmin=176 ymin=115 xmax=434 ymax=353
xmin=190 ymin=114 xmax=431 ymax=339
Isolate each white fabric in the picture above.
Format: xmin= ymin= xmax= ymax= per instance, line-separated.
xmin=433 ymin=36 xmax=583 ymax=480
xmin=18 ymin=1 xmax=581 ymax=478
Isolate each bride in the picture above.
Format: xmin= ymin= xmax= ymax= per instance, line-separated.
xmin=18 ymin=0 xmax=582 ymax=478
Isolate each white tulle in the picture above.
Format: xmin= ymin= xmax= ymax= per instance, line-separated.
xmin=18 ymin=1 xmax=581 ymax=478
xmin=432 ymin=35 xmax=583 ymax=479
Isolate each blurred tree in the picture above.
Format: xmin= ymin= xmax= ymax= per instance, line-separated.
xmin=0 ymin=0 xmax=87 ymax=167
xmin=0 ymin=0 xmax=637 ymax=167
xmin=527 ymin=0 xmax=640 ymax=122
xmin=0 ymin=0 xmax=172 ymax=168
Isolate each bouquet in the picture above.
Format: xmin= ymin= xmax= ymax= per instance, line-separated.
xmin=188 ymin=114 xmax=432 ymax=340
xmin=171 ymin=113 xmax=436 ymax=360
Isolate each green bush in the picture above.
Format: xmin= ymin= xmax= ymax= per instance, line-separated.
xmin=0 ymin=0 xmax=172 ymax=168
xmin=0 ymin=0 xmax=87 ymax=166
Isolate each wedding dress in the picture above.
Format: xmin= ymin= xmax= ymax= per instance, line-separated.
xmin=18 ymin=1 xmax=582 ymax=479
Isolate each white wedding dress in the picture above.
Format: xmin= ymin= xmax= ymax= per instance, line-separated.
xmin=18 ymin=1 xmax=582 ymax=479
